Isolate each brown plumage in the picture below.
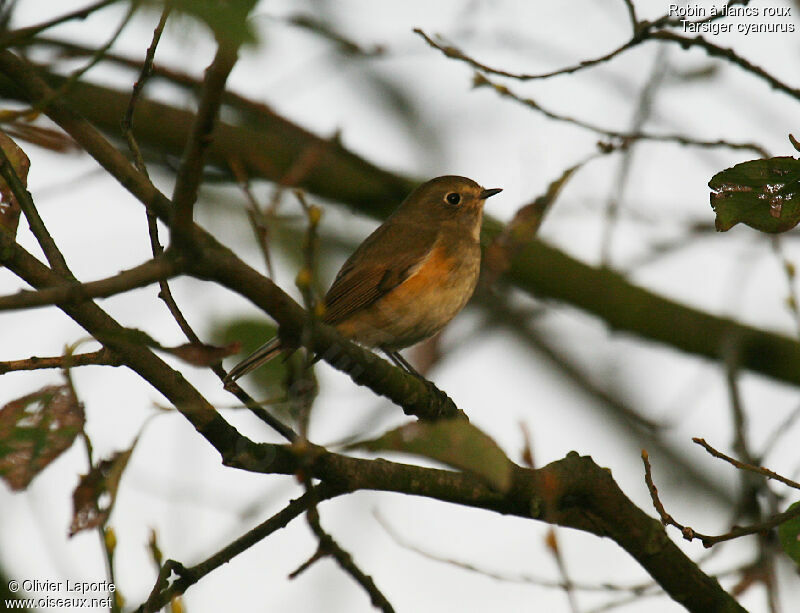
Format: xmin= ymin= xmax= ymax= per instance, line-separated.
xmin=225 ymin=175 xmax=501 ymax=383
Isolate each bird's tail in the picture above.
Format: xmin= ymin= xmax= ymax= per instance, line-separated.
xmin=224 ymin=337 xmax=283 ymax=385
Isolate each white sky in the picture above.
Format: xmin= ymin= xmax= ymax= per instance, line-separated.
xmin=2 ymin=1 xmax=800 ymax=612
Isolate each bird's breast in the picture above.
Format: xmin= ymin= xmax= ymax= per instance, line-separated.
xmin=336 ymin=239 xmax=481 ymax=349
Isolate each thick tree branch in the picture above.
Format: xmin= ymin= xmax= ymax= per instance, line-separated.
xmin=0 ymin=229 xmax=247 ymax=454
xmin=0 ymin=225 xmax=748 ymax=610
xmin=219 ymin=443 xmax=745 ymax=613
xmin=0 ymin=48 xmax=759 ymax=612
xmin=0 ymin=59 xmax=794 ymax=391
xmin=0 ymin=50 xmax=463 ymax=422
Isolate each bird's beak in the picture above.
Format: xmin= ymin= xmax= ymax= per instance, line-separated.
xmin=479 ymin=187 xmax=502 ymax=200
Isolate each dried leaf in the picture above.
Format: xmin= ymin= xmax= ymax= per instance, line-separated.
xmin=348 ymin=419 xmax=513 ymax=492
xmin=484 ymin=162 xmax=579 ymax=283
xmin=164 ymin=341 xmax=241 ymax=366
xmin=70 ymin=443 xmax=136 ymax=536
xmin=709 ymin=156 xmax=800 ymax=232
xmin=0 ymin=385 xmax=83 ymax=490
xmin=4 ymin=122 xmax=78 ymax=153
xmin=0 ymin=130 xmax=29 ymax=238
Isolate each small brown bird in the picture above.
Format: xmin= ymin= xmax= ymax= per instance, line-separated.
xmin=225 ymin=175 xmax=502 ymax=382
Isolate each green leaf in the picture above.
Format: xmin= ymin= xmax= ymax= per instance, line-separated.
xmin=0 ymin=385 xmax=84 ymax=491
xmin=709 ymin=156 xmax=800 ymax=232
xmin=147 ymin=0 xmax=258 ymax=46
xmin=778 ymin=501 xmax=800 ymax=567
xmin=348 ymin=420 xmax=513 ymax=492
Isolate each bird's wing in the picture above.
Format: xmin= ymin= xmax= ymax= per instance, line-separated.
xmin=323 ymin=221 xmax=439 ymax=325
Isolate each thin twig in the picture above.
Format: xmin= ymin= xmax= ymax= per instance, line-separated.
xmin=121 ymin=4 xmax=171 ymax=177
xmin=294 ymin=473 xmax=394 ymax=612
xmin=0 ymin=141 xmax=71 ymax=274
xmin=171 ymin=42 xmax=240 ymax=240
xmin=414 ymin=27 xmax=645 ymax=82
xmin=545 ymin=528 xmax=580 ymax=613
xmin=650 ymin=31 xmax=800 ymax=103
xmin=0 ymin=255 xmax=179 ymax=311
xmin=0 ymin=348 xmax=121 ymax=373
xmin=0 ymin=0 xmax=118 ymax=49
xmin=229 ymin=156 xmax=275 ymax=278
xmin=620 ymin=0 xmax=638 ymax=32
xmin=293 ymin=190 xmax=323 ymax=437
xmin=473 ymin=72 xmax=769 ymax=158
xmin=600 ymin=47 xmax=669 ymax=267
xmin=375 ymin=509 xmax=658 ymax=594
xmin=1 ymin=2 xmax=137 ymax=123
xmin=134 ymin=484 xmax=343 ymax=613
xmin=692 ymin=438 xmax=800 ymax=491
xmin=115 ymin=21 xmax=296 ymax=442
xmin=416 ymin=6 xmax=800 ymax=105
xmin=642 ymin=449 xmax=800 ymax=547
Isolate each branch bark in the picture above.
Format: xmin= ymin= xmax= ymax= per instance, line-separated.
xmin=0 ymin=59 xmax=795 ymax=390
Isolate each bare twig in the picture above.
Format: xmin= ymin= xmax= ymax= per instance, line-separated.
xmin=650 ymin=31 xmax=800 ymax=103
xmin=620 ymin=0 xmax=638 ymax=32
xmin=294 ymin=472 xmax=394 ymax=612
xmin=416 ymin=8 xmax=800 ymax=105
xmin=473 ymin=72 xmax=769 ymax=158
xmin=0 ymin=255 xmax=180 ymax=311
xmin=0 ymin=0 xmax=118 ymax=49
xmin=692 ymin=438 xmax=800 ymax=491
xmin=600 ymin=47 xmax=668 ymax=267
xmin=545 ymin=528 xmax=579 ymax=613
xmin=171 ymin=42 xmax=240 ymax=240
xmin=1 ymin=2 xmax=137 ymax=123
xmin=121 ymin=5 xmax=171 ymax=177
xmin=134 ymin=484 xmax=343 ymax=613
xmin=414 ymin=28 xmax=645 ymax=82
xmin=0 ymin=141 xmax=71 ymax=274
xmin=642 ymin=449 xmax=800 ymax=547
xmin=229 ymin=156 xmax=275 ymax=278
xmin=375 ymin=510 xmax=658 ymax=594
xmin=0 ymin=348 xmax=121 ymax=373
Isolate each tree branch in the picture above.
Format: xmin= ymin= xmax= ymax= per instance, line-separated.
xmin=135 ymin=484 xmax=343 ymax=612
xmin=171 ymin=43 xmax=239 ymax=241
xmin=0 ymin=253 xmax=180 ymax=311
xmin=0 ymin=348 xmax=122 ymax=373
xmin=642 ymin=449 xmax=800 ymax=548
xmin=219 ymin=444 xmax=746 ymax=613
xmin=692 ymin=437 xmax=800 ymax=491
xmin=0 ymin=51 xmax=797 ymax=392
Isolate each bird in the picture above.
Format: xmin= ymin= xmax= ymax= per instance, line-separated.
xmin=224 ymin=175 xmax=502 ymax=384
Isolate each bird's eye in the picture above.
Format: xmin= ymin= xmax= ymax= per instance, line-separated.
xmin=445 ymin=192 xmax=461 ymax=205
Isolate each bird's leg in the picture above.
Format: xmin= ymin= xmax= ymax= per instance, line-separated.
xmin=382 ymin=349 xmax=460 ymax=420
xmin=384 ymin=350 xmax=425 ymax=378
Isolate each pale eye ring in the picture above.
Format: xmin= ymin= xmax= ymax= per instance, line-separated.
xmin=445 ymin=192 xmax=461 ymax=205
